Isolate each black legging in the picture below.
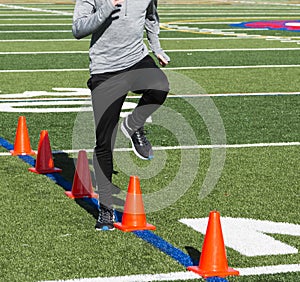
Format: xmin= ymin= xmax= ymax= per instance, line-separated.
xmin=88 ymin=55 xmax=169 ymax=209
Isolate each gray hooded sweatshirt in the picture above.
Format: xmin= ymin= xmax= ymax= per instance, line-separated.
xmin=72 ymin=0 xmax=169 ymax=74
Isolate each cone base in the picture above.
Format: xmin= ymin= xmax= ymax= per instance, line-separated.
xmin=65 ymin=191 xmax=98 ymax=199
xmin=10 ymin=150 xmax=35 ymax=156
xmin=187 ymin=266 xmax=239 ymax=278
xmin=28 ymin=167 xmax=62 ymax=174
xmin=114 ymin=222 xmax=156 ymax=232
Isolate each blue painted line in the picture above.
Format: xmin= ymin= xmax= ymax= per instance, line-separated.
xmin=133 ymin=230 xmax=194 ymax=267
xmin=0 ymin=136 xmax=228 ymax=281
xmin=206 ymin=278 xmax=228 ymax=282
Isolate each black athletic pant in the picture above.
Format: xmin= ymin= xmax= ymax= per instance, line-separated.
xmin=87 ymin=55 xmax=169 ymax=209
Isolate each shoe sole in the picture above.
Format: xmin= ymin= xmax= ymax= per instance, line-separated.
xmin=95 ymin=226 xmax=115 ymax=231
xmin=121 ymin=121 xmax=153 ymax=161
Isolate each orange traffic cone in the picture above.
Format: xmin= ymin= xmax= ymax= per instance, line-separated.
xmin=10 ymin=116 xmax=35 ymax=156
xmin=65 ymin=150 xmax=98 ymax=199
xmin=114 ymin=175 xmax=156 ymax=232
xmin=28 ymin=130 xmax=62 ymax=174
xmin=187 ymin=211 xmax=239 ymax=278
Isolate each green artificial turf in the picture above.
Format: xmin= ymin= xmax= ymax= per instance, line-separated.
xmin=1 ymin=1 xmax=300 ymax=281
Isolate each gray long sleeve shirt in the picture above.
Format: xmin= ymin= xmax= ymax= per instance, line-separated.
xmin=72 ymin=0 xmax=166 ymax=74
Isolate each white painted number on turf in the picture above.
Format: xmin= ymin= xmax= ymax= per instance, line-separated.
xmin=180 ymin=217 xmax=300 ymax=256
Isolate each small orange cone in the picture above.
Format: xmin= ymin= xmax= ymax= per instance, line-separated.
xmin=65 ymin=150 xmax=98 ymax=199
xmin=28 ymin=130 xmax=62 ymax=174
xmin=10 ymin=116 xmax=35 ymax=156
xmin=114 ymin=175 xmax=156 ymax=232
xmin=187 ymin=211 xmax=239 ymax=278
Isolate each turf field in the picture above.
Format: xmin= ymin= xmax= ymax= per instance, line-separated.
xmin=0 ymin=1 xmax=299 ymax=281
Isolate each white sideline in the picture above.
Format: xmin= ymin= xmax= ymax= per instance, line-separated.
xmin=41 ymin=264 xmax=300 ymax=282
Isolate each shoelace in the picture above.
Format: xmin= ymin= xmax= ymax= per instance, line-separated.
xmin=99 ymin=207 xmax=113 ymax=223
xmin=134 ymin=128 xmax=150 ymax=147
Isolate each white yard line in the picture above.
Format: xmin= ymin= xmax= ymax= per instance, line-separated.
xmin=2 ymin=48 xmax=300 ymax=55
xmin=1 ymin=142 xmax=298 ymax=156
xmin=0 ymin=37 xmax=265 ymax=42
xmin=40 ymin=264 xmax=300 ymax=282
xmin=0 ymin=30 xmax=71 ymax=33
xmin=232 ymin=0 xmax=300 ymax=7
xmin=0 ymin=18 xmax=71 ymax=21
xmin=0 ymin=4 xmax=72 ymax=16
xmin=0 ymin=23 xmax=72 ymax=26
xmin=1 ymin=65 xmax=300 ymax=73
xmin=160 ymin=12 xmax=300 ymax=15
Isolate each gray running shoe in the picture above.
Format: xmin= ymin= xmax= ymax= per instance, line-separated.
xmin=121 ymin=116 xmax=153 ymax=160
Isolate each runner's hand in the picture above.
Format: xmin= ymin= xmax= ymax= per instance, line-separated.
xmin=112 ymin=0 xmax=124 ymax=6
xmin=157 ymin=54 xmax=169 ymax=67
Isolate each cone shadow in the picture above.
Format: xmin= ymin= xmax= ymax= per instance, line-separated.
xmin=185 ymin=246 xmax=201 ymax=266
xmin=52 ymin=152 xmax=124 ymax=220
xmin=52 ymin=153 xmax=75 ymax=182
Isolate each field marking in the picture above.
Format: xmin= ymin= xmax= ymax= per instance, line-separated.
xmin=0 ymin=4 xmax=72 ymax=16
xmin=0 ymin=90 xmax=299 ymax=100
xmin=41 ymin=264 xmax=300 ymax=281
xmin=56 ymin=142 xmax=300 ymax=154
xmin=0 ymin=37 xmax=267 ymax=42
xmin=161 ymin=22 xmax=300 ymax=44
xmin=1 ymin=65 xmax=300 ymax=73
xmin=0 ymin=142 xmax=299 ymax=157
xmin=0 ymin=90 xmax=299 ymax=112
xmin=0 ymin=18 xmax=71 ymax=21
xmin=0 ymin=30 xmax=71 ymax=33
xmin=0 ymin=14 xmax=71 ymax=16
xmin=161 ymin=12 xmax=300 ymax=15
xmin=232 ymin=0 xmax=300 ymax=7
xmin=180 ymin=217 xmax=300 ymax=256
xmin=0 ymin=22 xmax=238 ymax=26
xmin=3 ymin=47 xmax=300 ymax=55
xmin=0 ymin=23 xmax=72 ymax=26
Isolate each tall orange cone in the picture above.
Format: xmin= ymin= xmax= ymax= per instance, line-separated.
xmin=187 ymin=211 xmax=239 ymax=278
xmin=10 ymin=116 xmax=35 ymax=156
xmin=114 ymin=175 xmax=156 ymax=232
xmin=28 ymin=130 xmax=62 ymax=174
xmin=65 ymin=150 xmax=98 ymax=199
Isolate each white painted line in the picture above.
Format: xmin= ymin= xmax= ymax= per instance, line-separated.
xmin=168 ymin=92 xmax=300 ymax=97
xmin=239 ymin=264 xmax=300 ymax=276
xmin=0 ymin=69 xmax=88 ymax=73
xmin=1 ymin=142 xmax=299 ymax=157
xmin=0 ymin=18 xmax=71 ymax=21
xmin=233 ymin=0 xmax=300 ymax=7
xmin=0 ymin=23 xmax=72 ymax=26
xmin=0 ymin=38 xmax=263 ymax=42
xmin=0 ymin=3 xmax=72 ymax=16
xmin=0 ymin=39 xmax=89 ymax=42
xmin=165 ymin=65 xmax=300 ymax=70
xmin=1 ymin=91 xmax=299 ymax=100
xmin=41 ymin=272 xmax=202 ymax=282
xmin=286 ymin=23 xmax=300 ymax=27
xmin=0 ymin=51 xmax=87 ymax=54
xmin=160 ymin=12 xmax=300 ymax=15
xmin=0 ymin=30 xmax=71 ymax=33
xmin=40 ymin=264 xmax=300 ymax=281
xmin=0 ymin=152 xmax=12 ymax=156
xmin=0 ymin=14 xmax=69 ymax=16
xmin=2 ymin=48 xmax=300 ymax=55
xmin=52 ymin=142 xmax=300 ymax=155
xmin=1 ymin=65 xmax=300 ymax=73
